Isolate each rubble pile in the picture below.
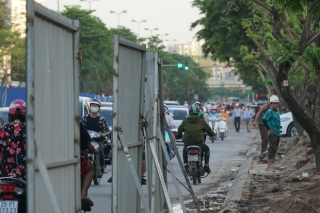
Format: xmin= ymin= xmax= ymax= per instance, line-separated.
xmin=237 ymin=135 xmax=320 ymax=213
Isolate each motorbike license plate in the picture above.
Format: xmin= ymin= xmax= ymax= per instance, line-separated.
xmin=0 ymin=201 xmax=18 ymax=213
xmin=188 ymin=155 xmax=198 ymax=161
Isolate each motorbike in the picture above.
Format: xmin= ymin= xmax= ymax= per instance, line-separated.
xmin=87 ymin=130 xmax=103 ymax=185
xmin=218 ymin=117 xmax=228 ymax=140
xmin=186 ymin=146 xmax=209 ymax=185
xmin=0 ymin=177 xmax=26 ymax=213
xmin=208 ymin=117 xmax=219 ymax=143
xmin=103 ymin=130 xmax=112 ymax=165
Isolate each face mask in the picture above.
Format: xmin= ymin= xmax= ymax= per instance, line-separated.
xmin=90 ymin=106 xmax=99 ymax=113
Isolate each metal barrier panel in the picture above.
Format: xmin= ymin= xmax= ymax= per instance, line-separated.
xmin=145 ymin=52 xmax=166 ymax=212
xmin=112 ymin=35 xmax=146 ymax=212
xmin=26 ymin=2 xmax=80 ymax=213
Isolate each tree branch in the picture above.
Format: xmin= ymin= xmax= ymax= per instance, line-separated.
xmin=297 ymin=59 xmax=313 ymax=73
xmin=248 ymin=27 xmax=271 ymax=62
xmin=299 ymin=31 xmax=320 ymax=55
xmin=251 ymin=0 xmax=272 ymax=13
xmin=298 ymin=4 xmax=314 ymax=55
xmin=252 ymin=4 xmax=273 ymax=20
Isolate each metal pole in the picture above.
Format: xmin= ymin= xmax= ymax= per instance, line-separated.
xmin=118 ymin=14 xmax=120 ymax=28
xmin=26 ymin=0 xmax=35 ymax=211
xmin=89 ymin=1 xmax=91 ymax=10
xmin=138 ymin=22 xmax=140 ymax=37
xmin=57 ymin=0 xmax=59 ymax=12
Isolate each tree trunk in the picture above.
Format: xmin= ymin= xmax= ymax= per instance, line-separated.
xmin=313 ymin=137 xmax=320 ymax=172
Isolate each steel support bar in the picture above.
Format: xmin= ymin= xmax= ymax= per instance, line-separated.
xmin=118 ymin=130 xmax=151 ymax=213
xmin=36 ymin=151 xmax=62 ymax=213
xmin=148 ymin=138 xmax=174 ymax=213
xmin=163 ymin=121 xmax=201 ymax=213
xmin=161 ymin=64 xmax=176 ymax=67
xmin=156 ymin=127 xmax=187 ymax=212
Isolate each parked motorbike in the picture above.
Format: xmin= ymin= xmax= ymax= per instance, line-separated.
xmin=186 ymin=146 xmax=209 ymax=185
xmin=218 ymin=117 xmax=228 ymax=140
xmin=0 ymin=177 xmax=26 ymax=213
xmin=87 ymin=130 xmax=103 ymax=185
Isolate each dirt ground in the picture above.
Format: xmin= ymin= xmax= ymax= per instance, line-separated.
xmin=235 ymin=134 xmax=320 ymax=213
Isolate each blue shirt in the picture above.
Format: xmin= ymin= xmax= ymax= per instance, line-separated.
xmin=262 ymin=109 xmax=280 ymax=136
xmin=233 ymin=108 xmax=242 ymax=118
xmin=244 ymin=109 xmax=252 ymax=119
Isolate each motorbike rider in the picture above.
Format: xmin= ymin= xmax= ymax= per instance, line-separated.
xmin=80 ymin=122 xmax=98 ymax=207
xmin=0 ymin=99 xmax=27 ymax=181
xmin=176 ymin=105 xmax=215 ymax=173
xmin=81 ymin=99 xmax=109 ymax=174
xmin=208 ymin=106 xmax=220 ymax=120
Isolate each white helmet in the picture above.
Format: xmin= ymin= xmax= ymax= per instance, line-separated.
xmin=269 ymin=95 xmax=279 ymax=103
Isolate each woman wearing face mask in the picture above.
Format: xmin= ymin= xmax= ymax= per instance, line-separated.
xmin=0 ymin=99 xmax=27 ymax=181
xmin=81 ymin=99 xmax=109 ymax=174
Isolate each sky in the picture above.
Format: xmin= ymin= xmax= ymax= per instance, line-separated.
xmin=44 ymin=0 xmax=203 ymax=45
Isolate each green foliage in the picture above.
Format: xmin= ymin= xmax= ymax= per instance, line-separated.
xmin=191 ymin=0 xmax=266 ymax=94
xmin=62 ymin=6 xmax=114 ymax=94
xmin=0 ymin=2 xmax=25 ymax=85
xmin=62 ymin=5 xmax=210 ymax=102
xmin=160 ymin=52 xmax=210 ymax=103
xmin=275 ymin=0 xmax=320 ymax=16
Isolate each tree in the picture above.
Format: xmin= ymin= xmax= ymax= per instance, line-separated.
xmin=191 ymin=0 xmax=267 ymax=94
xmin=0 ymin=1 xmax=25 ymax=86
xmin=192 ymin=0 xmax=320 ymax=171
xmin=62 ymin=6 xmax=113 ymax=94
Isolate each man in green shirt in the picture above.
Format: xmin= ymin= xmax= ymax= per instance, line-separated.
xmin=176 ymin=105 xmax=215 ymax=173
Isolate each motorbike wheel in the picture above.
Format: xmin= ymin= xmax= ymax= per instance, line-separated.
xmin=221 ymin=132 xmax=224 ymax=140
xmin=93 ymin=178 xmax=100 ymax=185
xmin=192 ymin=168 xmax=197 ymax=185
xmin=197 ymin=170 xmax=201 ymax=184
xmin=211 ymin=137 xmax=214 ymax=143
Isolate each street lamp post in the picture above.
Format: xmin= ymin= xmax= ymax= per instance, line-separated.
xmin=131 ymin=20 xmax=146 ymax=37
xmin=145 ymin=27 xmax=158 ymax=36
xmin=80 ymin=0 xmax=98 ymax=10
xmin=110 ymin=10 xmax=127 ymax=28
xmin=166 ymin=39 xmax=177 ymax=53
xmin=157 ymin=33 xmax=169 ymax=44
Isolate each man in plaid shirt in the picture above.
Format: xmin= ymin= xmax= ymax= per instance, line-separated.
xmin=81 ymin=99 xmax=109 ymax=173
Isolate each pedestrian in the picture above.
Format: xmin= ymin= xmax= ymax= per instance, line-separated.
xmin=244 ymin=105 xmax=253 ymax=132
xmin=232 ymin=103 xmax=242 ymax=132
xmin=262 ymin=95 xmax=280 ymax=168
xmin=183 ymin=101 xmax=189 ymax=108
xmin=253 ymin=100 xmax=272 ymax=154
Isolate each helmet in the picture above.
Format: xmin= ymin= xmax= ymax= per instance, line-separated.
xmin=90 ymin=99 xmax=101 ymax=107
xmin=9 ymin=99 xmax=26 ymax=115
xmin=269 ymin=95 xmax=279 ymax=103
xmin=236 ymin=103 xmax=239 ymax=106
xmin=193 ymin=101 xmax=201 ymax=106
xmin=189 ymin=105 xmax=200 ymax=114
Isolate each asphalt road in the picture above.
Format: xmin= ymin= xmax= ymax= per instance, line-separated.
xmin=86 ymin=119 xmax=255 ymax=212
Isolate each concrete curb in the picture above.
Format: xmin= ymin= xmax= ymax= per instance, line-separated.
xmin=222 ymin=130 xmax=260 ymax=212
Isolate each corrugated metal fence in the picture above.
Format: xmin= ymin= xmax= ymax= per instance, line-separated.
xmin=26 ymin=2 xmax=81 ymax=213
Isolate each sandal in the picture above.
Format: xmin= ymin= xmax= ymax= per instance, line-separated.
xmin=81 ymin=197 xmax=94 ymax=206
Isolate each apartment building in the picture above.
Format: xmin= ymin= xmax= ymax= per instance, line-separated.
xmin=6 ymin=0 xmax=45 ymax=37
